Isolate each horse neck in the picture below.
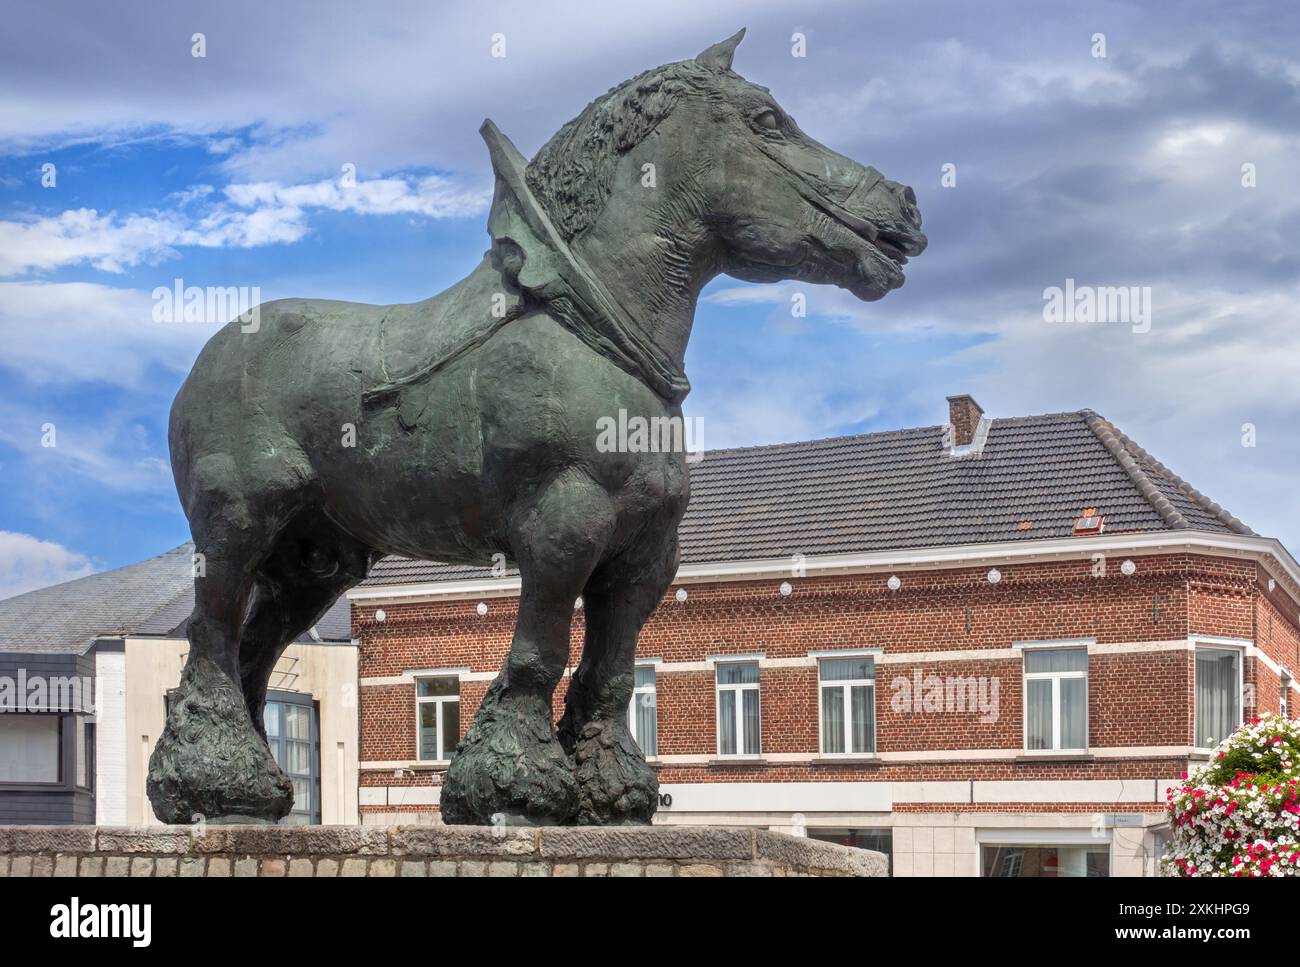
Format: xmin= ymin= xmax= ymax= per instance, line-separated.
xmin=568 ymin=182 xmax=720 ymax=378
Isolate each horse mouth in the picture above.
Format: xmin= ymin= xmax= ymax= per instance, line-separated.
xmin=873 ymin=236 xmax=909 ymax=266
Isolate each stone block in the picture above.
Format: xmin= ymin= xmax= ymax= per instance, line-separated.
xmin=53 ymin=854 xmax=79 ymax=877
xmin=679 ymin=864 xmax=723 ymax=877
xmin=0 ymin=826 xmax=95 ymax=854
xmin=538 ymin=826 xmax=753 ymax=861
xmin=97 ymin=827 xmax=191 ymax=855
xmin=389 ymin=825 xmax=536 ymax=858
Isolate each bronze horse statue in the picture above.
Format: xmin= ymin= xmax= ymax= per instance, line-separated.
xmin=147 ymin=29 xmax=926 ymax=826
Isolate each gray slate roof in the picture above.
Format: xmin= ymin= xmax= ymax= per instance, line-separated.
xmin=0 ymin=542 xmax=351 ymax=655
xmin=362 ymin=409 xmax=1253 ymax=587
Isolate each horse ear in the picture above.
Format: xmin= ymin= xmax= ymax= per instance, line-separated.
xmin=695 ymin=28 xmax=745 ymax=72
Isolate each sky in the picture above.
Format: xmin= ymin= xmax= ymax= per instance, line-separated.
xmin=0 ymin=0 xmax=1297 ymax=599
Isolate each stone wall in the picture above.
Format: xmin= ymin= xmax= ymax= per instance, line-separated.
xmin=0 ymin=824 xmax=884 ymax=877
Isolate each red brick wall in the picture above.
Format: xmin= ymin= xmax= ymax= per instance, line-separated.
xmin=355 ymin=551 xmax=1298 ymax=806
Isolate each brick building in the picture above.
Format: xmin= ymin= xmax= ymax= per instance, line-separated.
xmin=350 ymin=397 xmax=1300 ymax=877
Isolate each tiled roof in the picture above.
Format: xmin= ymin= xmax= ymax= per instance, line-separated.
xmin=362 ymin=409 xmax=1252 ymax=587
xmin=0 ymin=544 xmax=196 ymax=655
xmin=0 ymin=542 xmax=352 ymax=655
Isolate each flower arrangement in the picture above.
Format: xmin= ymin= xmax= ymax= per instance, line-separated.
xmin=1163 ymin=715 xmax=1300 ymax=877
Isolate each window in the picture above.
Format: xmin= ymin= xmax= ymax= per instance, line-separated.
xmin=1281 ymin=679 xmax=1290 ymax=720
xmin=416 ymin=676 xmax=461 ymax=762
xmin=627 ymin=665 xmax=657 ymax=757
xmin=1023 ymin=647 xmax=1087 ymax=752
xmin=77 ymin=721 xmax=95 ymax=790
xmin=819 ymin=656 xmax=875 ymax=755
xmin=0 ymin=714 xmax=62 ymax=784
xmin=982 ymin=844 xmax=1109 ymax=877
xmin=716 ymin=661 xmax=760 ymax=756
xmin=809 ymin=827 xmax=893 ymax=875
xmin=263 ymin=696 xmax=320 ymax=824
xmin=1195 ymin=646 xmax=1241 ymax=748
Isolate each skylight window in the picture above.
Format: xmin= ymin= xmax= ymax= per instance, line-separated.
xmin=1073 ymin=507 xmax=1104 ymax=535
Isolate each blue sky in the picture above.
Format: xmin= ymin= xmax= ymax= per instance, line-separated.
xmin=1 ymin=0 xmax=1298 ymax=597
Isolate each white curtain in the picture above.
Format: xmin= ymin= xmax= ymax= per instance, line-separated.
xmin=1197 ymin=649 xmax=1240 ymax=746
xmin=742 ymin=690 xmax=760 ymax=754
xmin=1026 ymin=679 xmax=1053 ymax=749
xmin=0 ymin=714 xmax=60 ymax=783
xmin=822 ymin=687 xmax=844 ymax=753
xmin=1060 ymin=678 xmax=1086 ymax=749
xmin=718 ymin=689 xmax=737 ymax=754
xmin=634 ymin=693 xmax=657 ymax=756
xmin=851 ymin=685 xmax=874 ymax=753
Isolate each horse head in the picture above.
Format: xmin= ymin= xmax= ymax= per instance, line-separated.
xmin=525 ymin=28 xmax=927 ymax=312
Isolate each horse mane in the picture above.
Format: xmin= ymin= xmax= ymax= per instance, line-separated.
xmin=526 ymin=60 xmax=715 ymax=241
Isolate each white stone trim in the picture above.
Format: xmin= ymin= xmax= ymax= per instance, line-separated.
xmin=975 ymin=826 xmax=1112 ymax=845
xmin=808 ymin=647 xmax=884 ymax=659
xmin=646 ymin=745 xmax=1194 ymax=767
xmin=348 ymin=530 xmax=1300 ymax=606
xmin=361 ymin=669 xmax=496 ymax=687
xmin=654 ymin=778 xmax=1175 ymax=813
xmin=1012 ymin=637 xmax=1095 ymax=650
xmin=355 ymin=640 xmax=1231 ymax=689
xmin=972 ymin=779 xmax=1159 ymax=803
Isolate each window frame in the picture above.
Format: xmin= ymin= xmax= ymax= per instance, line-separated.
xmin=977 ymin=828 xmax=1112 ymax=878
xmin=1017 ymin=640 xmax=1090 ymax=754
xmin=414 ymin=673 xmax=462 ymax=764
xmin=713 ymin=659 xmax=762 ymax=758
xmin=626 ymin=661 xmax=658 ymax=758
xmin=1192 ymin=640 xmax=1246 ymax=751
xmin=817 ymin=655 xmax=877 ymax=757
xmin=0 ymin=711 xmax=84 ymax=791
xmin=262 ymin=690 xmax=321 ymax=825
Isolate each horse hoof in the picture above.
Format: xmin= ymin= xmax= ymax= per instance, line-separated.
xmin=572 ymin=718 xmax=658 ymax=826
xmin=147 ymin=654 xmax=293 ymax=824
xmin=440 ymin=684 xmax=578 ymax=826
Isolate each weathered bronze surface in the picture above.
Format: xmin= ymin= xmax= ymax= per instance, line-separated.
xmin=148 ymin=29 xmax=926 ymax=826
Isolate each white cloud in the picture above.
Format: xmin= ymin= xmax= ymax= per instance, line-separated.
xmin=0 ymin=281 xmax=216 ymax=387
xmin=0 ymin=170 xmax=488 ymax=277
xmin=0 ymin=531 xmax=95 ymax=600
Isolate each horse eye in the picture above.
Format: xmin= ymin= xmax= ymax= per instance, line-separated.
xmin=755 ymin=110 xmax=780 ymax=131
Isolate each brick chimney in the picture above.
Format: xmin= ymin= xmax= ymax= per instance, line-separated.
xmin=946 ymin=394 xmax=984 ymax=447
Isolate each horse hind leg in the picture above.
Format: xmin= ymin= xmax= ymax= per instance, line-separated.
xmin=239 ymin=519 xmax=373 ymax=740
xmin=146 ymin=497 xmax=295 ymax=825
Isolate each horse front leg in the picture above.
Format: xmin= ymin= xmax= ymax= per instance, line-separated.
xmin=440 ymin=469 xmax=615 ymax=826
xmin=558 ymin=534 xmax=679 ymax=825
